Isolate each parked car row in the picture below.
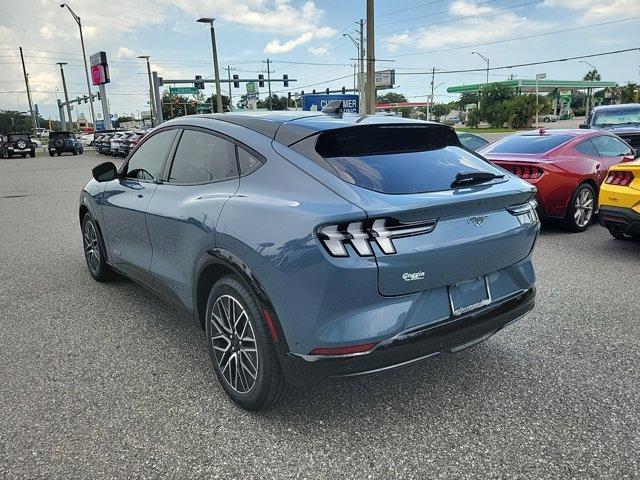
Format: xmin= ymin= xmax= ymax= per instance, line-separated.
xmin=93 ymin=130 xmax=149 ymax=157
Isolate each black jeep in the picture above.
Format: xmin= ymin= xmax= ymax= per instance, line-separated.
xmin=1 ymin=133 xmax=36 ymax=158
xmin=48 ymin=131 xmax=83 ymax=156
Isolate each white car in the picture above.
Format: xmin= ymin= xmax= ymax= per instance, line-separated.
xmin=80 ymin=133 xmax=94 ymax=147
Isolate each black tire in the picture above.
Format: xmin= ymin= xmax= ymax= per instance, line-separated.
xmin=79 ymin=148 xmax=84 ymax=155
xmin=72 ymin=148 xmax=78 ymax=156
xmin=205 ymin=275 xmax=291 ymax=410
xmin=543 ymin=116 xmax=551 ymax=123
xmin=29 ymin=150 xmax=35 ymax=158
xmin=57 ymin=151 xmax=62 ymax=156
xmin=49 ymin=151 xmax=54 ymax=157
xmin=564 ymin=183 xmax=596 ymax=232
xmin=21 ymin=153 xmax=26 ymax=158
xmin=81 ymin=214 xmax=113 ymax=282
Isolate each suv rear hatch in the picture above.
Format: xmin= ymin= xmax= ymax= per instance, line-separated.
xmin=291 ymin=123 xmax=538 ymax=296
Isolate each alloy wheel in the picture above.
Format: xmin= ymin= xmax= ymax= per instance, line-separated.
xmin=83 ymin=220 xmax=100 ymax=273
xmin=573 ymin=188 xmax=594 ymax=228
xmin=210 ymin=295 xmax=259 ymax=394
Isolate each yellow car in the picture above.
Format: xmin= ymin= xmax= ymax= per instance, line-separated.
xmin=599 ymin=159 xmax=640 ymax=240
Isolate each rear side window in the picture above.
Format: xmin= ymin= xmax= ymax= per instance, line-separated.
xmin=487 ymin=134 xmax=573 ymax=154
xmin=237 ymin=147 xmax=263 ymax=175
xmin=298 ymin=124 xmax=502 ymax=194
xmin=575 ymin=139 xmax=599 ymax=157
xmin=591 ymin=135 xmax=633 ymax=157
xmin=125 ymin=129 xmax=177 ymax=181
xmin=168 ymin=130 xmax=238 ymax=184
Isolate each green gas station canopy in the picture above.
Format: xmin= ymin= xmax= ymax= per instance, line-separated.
xmin=447 ymin=79 xmax=616 ymax=94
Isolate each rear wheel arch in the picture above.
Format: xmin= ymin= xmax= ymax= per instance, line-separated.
xmin=193 ymin=249 xmax=287 ymax=349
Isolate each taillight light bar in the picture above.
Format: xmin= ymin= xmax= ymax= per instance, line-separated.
xmin=510 ymin=165 xmax=543 ymax=180
xmin=317 ymin=217 xmax=438 ymax=257
xmin=605 ymin=170 xmax=635 ymax=186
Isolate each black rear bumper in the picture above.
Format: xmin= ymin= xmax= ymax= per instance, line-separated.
xmin=279 ymin=288 xmax=536 ymax=386
xmin=599 ymin=205 xmax=640 ymax=235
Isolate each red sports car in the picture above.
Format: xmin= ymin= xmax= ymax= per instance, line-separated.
xmin=479 ymin=129 xmax=636 ymax=231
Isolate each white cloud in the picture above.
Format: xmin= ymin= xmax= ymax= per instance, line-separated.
xmin=308 ymin=45 xmax=328 ymax=56
xmin=543 ymin=0 xmax=640 ymax=22
xmin=265 ymin=32 xmax=314 ymax=53
xmin=115 ymin=47 xmax=135 ymax=59
xmin=449 ymin=0 xmax=495 ymax=16
xmin=387 ymin=33 xmax=411 ymax=53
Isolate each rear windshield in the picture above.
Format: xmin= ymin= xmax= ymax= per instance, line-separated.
xmin=8 ymin=134 xmax=29 ymax=141
xmin=297 ymin=124 xmax=502 ymax=194
xmin=51 ymin=132 xmax=71 ymax=139
xmin=486 ymin=134 xmax=573 ymax=154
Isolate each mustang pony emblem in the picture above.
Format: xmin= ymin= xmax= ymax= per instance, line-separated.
xmin=467 ymin=215 xmax=488 ymax=227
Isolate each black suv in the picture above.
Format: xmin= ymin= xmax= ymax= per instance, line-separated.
xmin=49 ymin=131 xmax=83 ymax=156
xmin=1 ymin=133 xmax=36 ymax=158
xmin=581 ymin=103 xmax=640 ymax=151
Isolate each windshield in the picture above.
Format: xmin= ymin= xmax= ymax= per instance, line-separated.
xmin=485 ymin=134 xmax=573 ymax=154
xmin=593 ymin=107 xmax=640 ymax=127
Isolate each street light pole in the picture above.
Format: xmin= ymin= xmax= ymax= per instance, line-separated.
xmin=60 ymin=3 xmax=96 ymax=130
xmin=138 ymin=56 xmax=155 ymax=127
xmin=535 ymin=72 xmax=546 ymax=127
xmin=366 ymin=0 xmax=375 ymax=114
xmin=19 ymin=47 xmax=37 ymax=135
xmin=579 ymin=60 xmax=597 ymax=115
xmin=471 ymin=51 xmax=490 ymax=84
xmin=57 ymin=62 xmax=73 ymax=130
xmin=197 ymin=18 xmax=224 ymax=114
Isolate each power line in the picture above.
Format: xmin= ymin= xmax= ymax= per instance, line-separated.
xmin=388 ymin=16 xmax=640 ymax=58
xmin=377 ymin=0 xmax=501 ymax=28
xmin=377 ymin=0 xmax=448 ymax=18
xmin=378 ymin=0 xmax=544 ymax=38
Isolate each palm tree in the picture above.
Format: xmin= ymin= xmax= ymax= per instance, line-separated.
xmin=583 ymin=69 xmax=601 ymax=81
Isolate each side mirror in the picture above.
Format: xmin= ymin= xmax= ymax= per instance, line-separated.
xmin=578 ymin=124 xmax=589 ymax=129
xmin=92 ymin=161 xmax=118 ymax=182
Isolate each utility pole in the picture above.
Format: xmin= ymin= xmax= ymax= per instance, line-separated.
xmin=353 ymin=64 xmax=357 ymax=91
xmin=197 ymin=18 xmax=224 ymax=113
xmin=19 ymin=47 xmax=37 ymax=135
xmin=138 ymin=56 xmax=155 ymax=127
xmin=57 ymin=62 xmax=73 ymax=130
xmin=428 ymin=67 xmax=437 ymax=121
xmin=266 ymin=58 xmax=272 ymax=111
xmin=359 ymin=18 xmax=365 ymax=113
xmin=60 ymin=4 xmax=96 ymax=130
xmin=227 ymin=65 xmax=234 ymax=111
xmin=366 ymin=0 xmax=375 ymax=114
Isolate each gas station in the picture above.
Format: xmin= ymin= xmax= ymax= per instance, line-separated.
xmin=447 ymin=78 xmax=617 ymax=118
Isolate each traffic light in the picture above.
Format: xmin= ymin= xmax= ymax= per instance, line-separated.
xmin=233 ymin=74 xmax=239 ymax=88
xmin=301 ymin=90 xmax=304 ymax=96
xmin=84 ymin=96 xmax=88 ymax=104
xmin=312 ymin=89 xmax=316 ymax=94
xmin=326 ymin=88 xmax=330 ymax=95
xmin=97 ymin=91 xmax=101 ymax=101
xmin=287 ymin=92 xmax=291 ymax=100
xmin=258 ymin=74 xmax=264 ymax=87
xmin=341 ymin=86 xmax=346 ymax=94
xmin=195 ymin=75 xmax=205 ymax=90
xmin=283 ymin=74 xmax=289 ymax=87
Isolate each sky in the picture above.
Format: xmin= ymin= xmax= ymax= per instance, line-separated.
xmin=1 ymin=0 xmax=639 ymax=122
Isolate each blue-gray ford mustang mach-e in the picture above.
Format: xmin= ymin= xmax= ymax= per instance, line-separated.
xmin=80 ymin=112 xmax=539 ymax=410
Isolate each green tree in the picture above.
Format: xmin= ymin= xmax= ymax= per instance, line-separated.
xmin=459 ymin=92 xmax=478 ymax=109
xmin=430 ymin=103 xmax=449 ymax=121
xmin=377 ymin=92 xmax=407 ymax=104
xmin=583 ymin=69 xmax=601 ymax=81
xmin=466 ymin=107 xmax=481 ymax=128
xmin=257 ymin=94 xmax=290 ymax=110
xmin=505 ymin=94 xmax=538 ymax=129
xmin=620 ymin=82 xmax=638 ymax=104
xmin=478 ymin=83 xmax=516 ymax=128
xmin=0 ymin=110 xmax=45 ymax=134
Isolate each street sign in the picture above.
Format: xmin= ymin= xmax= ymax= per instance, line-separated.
xmin=302 ymin=94 xmax=359 ymax=113
xmin=536 ymin=73 xmax=547 ymax=80
xmin=375 ymin=70 xmax=395 ymax=89
xmin=170 ymin=87 xmax=198 ymax=95
xmin=246 ymin=82 xmax=258 ymax=97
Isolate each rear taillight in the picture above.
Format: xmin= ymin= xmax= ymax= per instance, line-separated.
xmin=605 ymin=171 xmax=634 ymax=186
xmin=511 ymin=165 xmax=543 ymax=180
xmin=506 ymin=199 xmax=539 ymax=225
xmin=317 ymin=217 xmax=438 ymax=258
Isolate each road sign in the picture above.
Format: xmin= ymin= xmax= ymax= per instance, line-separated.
xmin=375 ymin=70 xmax=395 ymax=89
xmin=246 ymin=82 xmax=257 ymax=97
xmin=170 ymin=87 xmax=198 ymax=95
xmin=302 ymin=94 xmax=359 ymax=113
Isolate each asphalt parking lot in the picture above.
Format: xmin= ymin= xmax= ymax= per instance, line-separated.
xmin=1 ymin=150 xmax=639 ymax=479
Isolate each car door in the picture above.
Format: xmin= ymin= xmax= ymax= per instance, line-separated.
xmin=591 ymin=135 xmax=635 ymax=174
xmin=101 ymin=128 xmax=178 ymax=284
xmin=145 ymin=127 xmax=240 ymax=308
